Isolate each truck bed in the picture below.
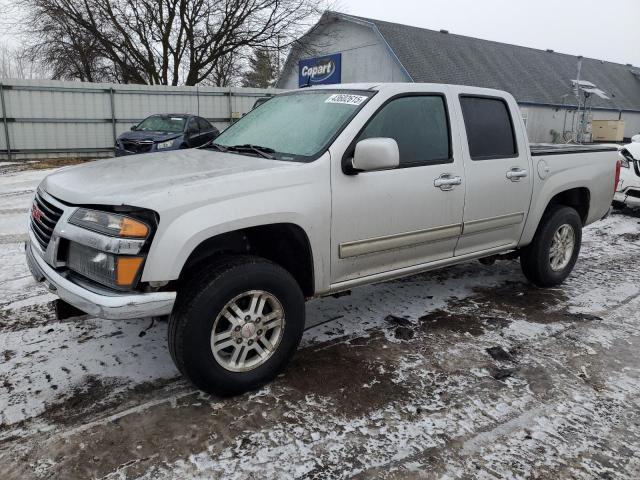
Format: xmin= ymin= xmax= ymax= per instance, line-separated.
xmin=530 ymin=143 xmax=619 ymax=156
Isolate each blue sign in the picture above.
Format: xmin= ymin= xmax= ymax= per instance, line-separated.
xmin=298 ymin=53 xmax=342 ymax=87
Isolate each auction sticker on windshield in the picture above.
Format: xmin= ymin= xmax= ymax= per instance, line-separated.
xmin=325 ymin=94 xmax=368 ymax=106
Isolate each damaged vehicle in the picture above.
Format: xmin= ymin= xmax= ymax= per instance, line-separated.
xmin=614 ymin=142 xmax=640 ymax=206
xmin=115 ymin=114 xmax=219 ymax=156
xmin=26 ymin=83 xmax=619 ymax=396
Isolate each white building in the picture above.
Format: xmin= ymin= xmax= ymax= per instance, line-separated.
xmin=278 ymin=12 xmax=640 ymax=143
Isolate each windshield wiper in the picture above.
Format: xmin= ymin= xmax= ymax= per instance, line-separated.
xmin=202 ymin=141 xmax=228 ymax=152
xmin=226 ymin=144 xmax=275 ymax=159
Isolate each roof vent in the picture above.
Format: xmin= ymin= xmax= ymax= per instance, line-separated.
xmin=439 ymin=29 xmax=449 ymax=34
xmin=546 ymin=49 xmax=554 ymax=53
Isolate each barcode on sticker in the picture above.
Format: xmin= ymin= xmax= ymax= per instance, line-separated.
xmin=325 ymin=94 xmax=368 ymax=106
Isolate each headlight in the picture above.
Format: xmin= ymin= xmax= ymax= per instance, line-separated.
xmin=156 ymin=139 xmax=175 ymax=149
xmin=67 ymin=243 xmax=144 ymax=288
xmin=70 ymin=209 xmax=149 ymax=238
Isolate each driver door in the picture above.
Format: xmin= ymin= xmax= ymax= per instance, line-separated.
xmin=330 ymin=91 xmax=466 ymax=285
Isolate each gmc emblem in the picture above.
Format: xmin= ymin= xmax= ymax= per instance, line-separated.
xmin=32 ymin=204 xmax=44 ymax=222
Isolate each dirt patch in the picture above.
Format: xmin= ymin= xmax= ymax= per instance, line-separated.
xmin=0 ymin=158 xmax=97 ymax=175
xmin=486 ymin=346 xmax=516 ymax=362
xmin=2 ymin=350 xmax=15 ymax=362
xmin=0 ymin=301 xmax=56 ymax=333
xmin=612 ymin=206 xmax=640 ymax=219
xmin=619 ymin=232 xmax=640 ymax=243
xmin=419 ymin=309 xmax=491 ymax=336
xmin=285 ymin=331 xmax=412 ymax=416
xmin=40 ymin=376 xmax=120 ymax=426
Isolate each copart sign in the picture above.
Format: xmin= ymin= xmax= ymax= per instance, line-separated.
xmin=298 ymin=53 xmax=342 ymax=87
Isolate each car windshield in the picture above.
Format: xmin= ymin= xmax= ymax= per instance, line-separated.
xmin=136 ymin=116 xmax=186 ymax=133
xmin=212 ymin=90 xmax=374 ymax=161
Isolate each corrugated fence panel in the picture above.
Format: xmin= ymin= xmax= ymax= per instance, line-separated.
xmin=0 ymin=79 xmax=284 ymax=160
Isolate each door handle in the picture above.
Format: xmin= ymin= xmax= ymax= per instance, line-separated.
xmin=506 ymin=167 xmax=528 ymax=182
xmin=434 ymin=174 xmax=462 ymax=191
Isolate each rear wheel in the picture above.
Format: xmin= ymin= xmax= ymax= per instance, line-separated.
xmin=168 ymin=256 xmax=305 ymax=396
xmin=520 ymin=206 xmax=582 ymax=287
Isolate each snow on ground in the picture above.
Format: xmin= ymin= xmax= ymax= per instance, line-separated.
xmin=1 ymin=161 xmax=640 ymax=479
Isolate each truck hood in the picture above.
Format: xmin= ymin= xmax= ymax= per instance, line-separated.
xmin=41 ymin=148 xmax=301 ymax=210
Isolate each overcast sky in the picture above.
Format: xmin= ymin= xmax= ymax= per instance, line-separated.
xmin=337 ymin=0 xmax=640 ymax=66
xmin=1 ymin=0 xmax=639 ymax=67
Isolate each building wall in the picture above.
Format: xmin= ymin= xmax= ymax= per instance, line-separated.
xmin=278 ymin=19 xmax=409 ymax=89
xmin=520 ymin=104 xmax=640 ymax=143
xmin=280 ymin=19 xmax=640 ymax=145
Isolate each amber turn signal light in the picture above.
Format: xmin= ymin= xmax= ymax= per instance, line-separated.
xmin=116 ymin=257 xmax=144 ymax=286
xmin=120 ymin=218 xmax=149 ymax=238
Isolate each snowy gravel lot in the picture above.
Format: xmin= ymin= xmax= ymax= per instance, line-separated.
xmin=2 ymin=160 xmax=640 ymax=479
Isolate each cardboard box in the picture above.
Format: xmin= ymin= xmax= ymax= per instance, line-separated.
xmin=592 ymin=120 xmax=625 ymax=142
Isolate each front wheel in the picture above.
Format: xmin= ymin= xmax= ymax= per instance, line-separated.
xmin=520 ymin=206 xmax=582 ymax=287
xmin=168 ymin=256 xmax=305 ymax=396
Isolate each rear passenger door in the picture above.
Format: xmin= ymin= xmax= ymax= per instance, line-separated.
xmin=454 ymin=92 xmax=533 ymax=255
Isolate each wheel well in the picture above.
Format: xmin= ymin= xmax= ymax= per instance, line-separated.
xmin=545 ymin=187 xmax=590 ymax=224
xmin=180 ymin=223 xmax=315 ymax=297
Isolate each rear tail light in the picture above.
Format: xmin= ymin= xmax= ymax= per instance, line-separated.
xmin=614 ymin=159 xmax=622 ymax=192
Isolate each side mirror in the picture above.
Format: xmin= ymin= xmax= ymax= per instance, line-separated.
xmin=130 ymin=125 xmax=137 ymax=131
xmin=350 ymin=138 xmax=400 ymax=173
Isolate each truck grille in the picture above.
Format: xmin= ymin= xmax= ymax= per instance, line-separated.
xmin=30 ymin=192 xmax=63 ymax=251
xmin=122 ymin=140 xmax=153 ymax=153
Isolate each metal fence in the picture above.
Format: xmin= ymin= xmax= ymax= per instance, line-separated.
xmin=0 ymin=79 xmax=282 ymax=161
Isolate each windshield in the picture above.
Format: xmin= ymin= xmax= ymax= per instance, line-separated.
xmin=136 ymin=116 xmax=186 ymax=133
xmin=213 ymin=90 xmax=374 ymax=161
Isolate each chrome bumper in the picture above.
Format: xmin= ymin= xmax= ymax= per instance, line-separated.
xmin=26 ymin=241 xmax=176 ymax=320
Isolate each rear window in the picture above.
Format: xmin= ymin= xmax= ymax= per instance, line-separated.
xmin=460 ymin=96 xmax=517 ymax=160
xmin=137 ymin=115 xmax=186 ymax=133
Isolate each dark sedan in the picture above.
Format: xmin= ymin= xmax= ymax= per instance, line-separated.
xmin=115 ymin=114 xmax=220 ymax=156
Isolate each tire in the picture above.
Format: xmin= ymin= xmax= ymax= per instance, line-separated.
xmin=519 ymin=206 xmax=582 ymax=287
xmin=168 ymin=255 xmax=305 ymax=396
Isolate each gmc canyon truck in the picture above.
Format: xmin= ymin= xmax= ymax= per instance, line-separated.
xmin=26 ymin=83 xmax=620 ymax=396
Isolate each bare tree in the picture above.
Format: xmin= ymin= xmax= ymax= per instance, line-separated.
xmin=206 ymin=50 xmax=245 ymax=86
xmin=21 ymin=0 xmax=323 ymax=85
xmin=0 ymin=42 xmax=45 ymax=79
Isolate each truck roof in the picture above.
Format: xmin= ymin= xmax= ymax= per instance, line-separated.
xmin=301 ymin=82 xmax=512 ymax=98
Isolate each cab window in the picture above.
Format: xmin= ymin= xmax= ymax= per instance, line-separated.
xmin=460 ymin=96 xmax=517 ymax=160
xmin=357 ymin=95 xmax=451 ymax=167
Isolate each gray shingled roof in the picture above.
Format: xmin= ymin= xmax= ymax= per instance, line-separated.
xmin=335 ymin=12 xmax=640 ymax=112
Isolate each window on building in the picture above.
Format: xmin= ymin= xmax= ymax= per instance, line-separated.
xmin=460 ymin=96 xmax=517 ymax=160
xmin=357 ymin=95 xmax=451 ymax=167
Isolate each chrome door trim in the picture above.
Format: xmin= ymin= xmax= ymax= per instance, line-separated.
xmin=330 ymin=243 xmax=516 ymax=293
xmin=339 ymin=223 xmax=462 ymax=259
xmin=462 ymin=211 xmax=525 ymax=235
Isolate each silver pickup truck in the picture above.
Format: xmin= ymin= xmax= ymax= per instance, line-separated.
xmin=26 ymin=83 xmax=620 ymax=395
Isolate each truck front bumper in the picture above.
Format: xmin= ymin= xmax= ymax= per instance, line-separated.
xmin=26 ymin=241 xmax=176 ymax=320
